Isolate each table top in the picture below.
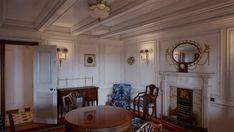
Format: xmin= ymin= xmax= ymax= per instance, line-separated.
xmin=65 ymin=105 xmax=132 ymax=129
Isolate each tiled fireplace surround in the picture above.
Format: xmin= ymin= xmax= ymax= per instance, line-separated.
xmin=160 ymin=71 xmax=214 ymax=128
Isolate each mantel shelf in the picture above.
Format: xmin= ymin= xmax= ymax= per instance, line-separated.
xmin=159 ymin=71 xmax=215 ymax=78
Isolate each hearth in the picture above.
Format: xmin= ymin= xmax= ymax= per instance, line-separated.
xmin=168 ymin=87 xmax=198 ymax=126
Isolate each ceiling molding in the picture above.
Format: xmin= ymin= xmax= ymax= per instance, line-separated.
xmin=122 ymin=16 xmax=234 ymax=42
xmin=35 ymin=0 xmax=79 ymax=31
xmin=71 ymin=0 xmax=157 ymax=35
xmin=2 ymin=19 xmax=34 ymax=28
xmin=46 ymin=25 xmax=71 ymax=33
xmin=99 ymin=0 xmax=234 ymax=38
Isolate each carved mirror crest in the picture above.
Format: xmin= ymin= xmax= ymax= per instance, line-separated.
xmin=166 ymin=40 xmax=210 ymax=72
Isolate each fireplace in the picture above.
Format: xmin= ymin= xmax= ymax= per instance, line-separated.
xmin=160 ymin=71 xmax=214 ymax=129
xmin=168 ymin=87 xmax=201 ymax=126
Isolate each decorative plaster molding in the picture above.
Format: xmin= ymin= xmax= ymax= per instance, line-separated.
xmin=47 ymin=25 xmax=71 ymax=33
xmin=100 ymin=0 xmax=234 ymax=39
xmin=71 ymin=0 xmax=156 ymax=35
xmin=122 ymin=16 xmax=234 ymax=42
xmin=35 ymin=0 xmax=79 ymax=31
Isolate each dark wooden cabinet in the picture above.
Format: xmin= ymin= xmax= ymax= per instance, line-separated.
xmin=57 ymin=86 xmax=98 ymax=118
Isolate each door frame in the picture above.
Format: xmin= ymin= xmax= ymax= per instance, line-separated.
xmin=0 ymin=40 xmax=38 ymax=126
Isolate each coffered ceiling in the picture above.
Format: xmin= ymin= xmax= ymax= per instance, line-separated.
xmin=1 ymin=0 xmax=234 ymax=40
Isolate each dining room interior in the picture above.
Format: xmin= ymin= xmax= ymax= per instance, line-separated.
xmin=1 ymin=0 xmax=234 ymax=132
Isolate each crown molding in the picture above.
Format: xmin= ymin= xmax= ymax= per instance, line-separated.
xmin=35 ymin=0 xmax=80 ymax=31
xmin=100 ymin=0 xmax=234 ymax=39
xmin=0 ymin=0 xmax=77 ymax=31
xmin=122 ymin=16 xmax=234 ymax=42
xmin=71 ymin=0 xmax=157 ymax=35
xmin=47 ymin=25 xmax=71 ymax=33
xmin=2 ymin=19 xmax=34 ymax=28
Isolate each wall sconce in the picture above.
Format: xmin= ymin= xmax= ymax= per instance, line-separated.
xmin=140 ymin=48 xmax=153 ymax=64
xmin=57 ymin=48 xmax=68 ymax=67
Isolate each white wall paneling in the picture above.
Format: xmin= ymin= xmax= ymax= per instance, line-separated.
xmin=45 ymin=36 xmax=124 ymax=105
xmin=123 ymin=27 xmax=232 ymax=131
xmin=47 ymin=39 xmax=75 ymax=87
xmin=209 ymin=103 xmax=234 ymax=132
xmin=104 ymin=45 xmax=123 ymax=85
xmin=224 ymin=28 xmax=234 ymax=104
xmin=124 ymin=41 xmax=156 ymax=91
xmin=77 ymin=41 xmax=100 ymax=87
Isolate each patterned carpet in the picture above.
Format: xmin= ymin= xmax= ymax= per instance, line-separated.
xmin=5 ymin=111 xmax=32 ymax=126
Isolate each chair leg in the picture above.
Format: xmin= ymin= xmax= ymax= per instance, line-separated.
xmin=133 ymin=104 xmax=136 ymax=116
xmin=154 ymin=103 xmax=157 ymax=118
xmin=154 ymin=106 xmax=157 ymax=118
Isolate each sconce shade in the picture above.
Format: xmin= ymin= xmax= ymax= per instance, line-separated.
xmin=140 ymin=48 xmax=152 ymax=64
xmin=57 ymin=48 xmax=68 ymax=67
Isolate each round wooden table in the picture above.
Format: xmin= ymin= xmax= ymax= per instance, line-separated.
xmin=65 ymin=105 xmax=132 ymax=132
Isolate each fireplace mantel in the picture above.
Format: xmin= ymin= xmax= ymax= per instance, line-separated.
xmin=159 ymin=71 xmax=214 ymax=129
xmin=159 ymin=71 xmax=214 ymax=78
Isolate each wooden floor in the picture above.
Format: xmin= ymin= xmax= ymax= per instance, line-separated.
xmin=6 ymin=122 xmax=66 ymax=132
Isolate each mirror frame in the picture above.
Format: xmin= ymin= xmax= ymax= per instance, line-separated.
xmin=170 ymin=40 xmax=202 ymax=67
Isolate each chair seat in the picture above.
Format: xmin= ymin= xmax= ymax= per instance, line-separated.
xmin=133 ymin=100 xmax=155 ymax=107
xmin=131 ymin=117 xmax=144 ymax=132
xmin=112 ymin=100 xmax=130 ymax=109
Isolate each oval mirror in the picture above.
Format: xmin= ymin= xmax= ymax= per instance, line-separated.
xmin=172 ymin=40 xmax=201 ymax=65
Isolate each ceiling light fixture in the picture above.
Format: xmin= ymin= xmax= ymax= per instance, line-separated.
xmin=89 ymin=0 xmax=110 ymax=21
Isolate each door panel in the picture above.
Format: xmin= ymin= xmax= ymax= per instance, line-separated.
xmin=33 ymin=45 xmax=57 ymax=124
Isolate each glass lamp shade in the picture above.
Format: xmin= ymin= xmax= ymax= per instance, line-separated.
xmin=89 ymin=4 xmax=110 ymax=20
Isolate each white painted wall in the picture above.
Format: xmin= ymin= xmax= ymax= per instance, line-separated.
xmin=0 ymin=16 xmax=234 ymax=131
xmin=5 ymin=45 xmax=33 ymax=112
xmin=123 ymin=26 xmax=234 ymax=131
xmin=46 ymin=36 xmax=124 ymax=105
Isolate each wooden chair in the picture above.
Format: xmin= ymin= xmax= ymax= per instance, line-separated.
xmin=62 ymin=92 xmax=84 ymax=114
xmin=136 ymin=121 xmax=162 ymax=132
xmin=8 ymin=113 xmax=15 ymax=132
xmin=133 ymin=84 xmax=159 ymax=119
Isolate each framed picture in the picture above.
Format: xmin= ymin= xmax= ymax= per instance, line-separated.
xmin=84 ymin=54 xmax=96 ymax=67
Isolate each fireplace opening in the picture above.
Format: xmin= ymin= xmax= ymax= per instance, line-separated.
xmin=169 ymin=88 xmax=197 ymax=126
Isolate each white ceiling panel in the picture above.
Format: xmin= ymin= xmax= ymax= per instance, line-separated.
xmin=53 ymin=0 xmax=90 ymax=27
xmin=1 ymin=0 xmax=234 ymax=40
xmin=103 ymin=0 xmax=178 ymax=27
xmin=5 ymin=0 xmax=50 ymax=22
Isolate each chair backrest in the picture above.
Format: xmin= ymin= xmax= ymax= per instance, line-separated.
xmin=145 ymin=84 xmax=159 ymax=101
xmin=112 ymin=83 xmax=131 ymax=100
xmin=8 ymin=113 xmax=15 ymax=132
xmin=110 ymin=83 xmax=131 ymax=109
xmin=136 ymin=121 xmax=162 ymax=132
xmin=63 ymin=92 xmax=84 ymax=113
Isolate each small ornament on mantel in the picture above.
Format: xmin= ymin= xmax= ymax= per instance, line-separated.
xmin=178 ymin=62 xmax=188 ymax=72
